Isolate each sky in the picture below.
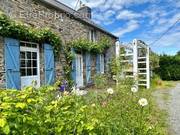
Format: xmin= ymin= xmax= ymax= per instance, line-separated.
xmin=58 ymin=0 xmax=180 ymax=55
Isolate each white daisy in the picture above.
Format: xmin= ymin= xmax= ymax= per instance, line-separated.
xmin=131 ymin=86 xmax=138 ymax=93
xmin=107 ymin=88 xmax=114 ymax=94
xmin=112 ymin=75 xmax=116 ymax=80
xmin=138 ymin=98 xmax=148 ymax=107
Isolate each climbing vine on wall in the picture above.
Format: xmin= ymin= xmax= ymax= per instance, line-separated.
xmin=62 ymin=37 xmax=111 ymax=87
xmin=0 ymin=11 xmax=71 ymax=85
xmin=68 ymin=37 xmax=111 ymax=53
xmin=0 ymin=11 xmax=62 ymax=56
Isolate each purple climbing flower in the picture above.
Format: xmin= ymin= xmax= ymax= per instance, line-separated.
xmin=59 ymin=85 xmax=65 ymax=92
xmin=58 ymin=80 xmax=69 ymax=92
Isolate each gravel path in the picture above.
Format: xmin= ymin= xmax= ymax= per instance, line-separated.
xmin=154 ymin=83 xmax=180 ymax=135
xmin=169 ymin=83 xmax=180 ymax=135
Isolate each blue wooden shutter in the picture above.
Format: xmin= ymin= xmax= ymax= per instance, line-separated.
xmin=85 ymin=53 xmax=91 ymax=83
xmin=96 ymin=54 xmax=100 ymax=73
xmin=71 ymin=49 xmax=76 ymax=83
xmin=44 ymin=43 xmax=55 ymax=85
xmin=5 ymin=38 xmax=20 ymax=89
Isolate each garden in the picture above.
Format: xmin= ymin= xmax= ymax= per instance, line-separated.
xmin=0 ymin=74 xmax=168 ymax=135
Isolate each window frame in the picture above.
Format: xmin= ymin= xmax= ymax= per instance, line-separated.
xmin=20 ymin=41 xmax=40 ymax=77
xmin=100 ymin=54 xmax=105 ymax=74
xmin=89 ymin=29 xmax=96 ymax=42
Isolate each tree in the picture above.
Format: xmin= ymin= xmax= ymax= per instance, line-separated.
xmin=176 ymin=51 xmax=180 ymax=56
xmin=155 ymin=54 xmax=180 ymax=80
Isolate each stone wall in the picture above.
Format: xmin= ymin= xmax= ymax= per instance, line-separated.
xmin=39 ymin=44 xmax=45 ymax=86
xmin=0 ymin=0 xmax=116 ymax=87
xmin=0 ymin=37 xmax=5 ymax=88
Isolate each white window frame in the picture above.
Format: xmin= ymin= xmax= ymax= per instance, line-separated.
xmin=20 ymin=41 xmax=40 ymax=88
xmin=89 ymin=29 xmax=96 ymax=42
xmin=100 ymin=54 xmax=105 ymax=74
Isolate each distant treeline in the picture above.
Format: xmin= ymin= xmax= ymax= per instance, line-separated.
xmin=155 ymin=51 xmax=180 ymax=80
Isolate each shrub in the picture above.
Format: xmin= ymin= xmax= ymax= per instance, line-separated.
xmin=0 ymin=86 xmax=99 ymax=134
xmin=0 ymin=83 xmax=166 ymax=134
xmin=155 ymin=54 xmax=180 ymax=80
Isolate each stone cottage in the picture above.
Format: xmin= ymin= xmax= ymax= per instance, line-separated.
xmin=0 ymin=0 xmax=118 ymax=89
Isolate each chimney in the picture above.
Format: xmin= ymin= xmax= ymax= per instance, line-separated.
xmin=77 ymin=4 xmax=92 ymax=19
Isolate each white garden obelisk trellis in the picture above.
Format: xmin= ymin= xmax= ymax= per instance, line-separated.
xmin=133 ymin=39 xmax=150 ymax=89
xmin=116 ymin=41 xmax=120 ymax=57
xmin=146 ymin=46 xmax=150 ymax=89
xmin=116 ymin=39 xmax=151 ymax=89
xmin=133 ymin=39 xmax=138 ymax=86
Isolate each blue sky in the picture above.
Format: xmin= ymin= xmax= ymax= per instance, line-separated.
xmin=59 ymin=0 xmax=180 ymax=55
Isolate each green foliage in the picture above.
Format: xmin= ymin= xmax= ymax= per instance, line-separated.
xmin=155 ymin=54 xmax=180 ymax=80
xmin=0 ymin=11 xmax=62 ymax=57
xmin=108 ymin=56 xmax=128 ymax=81
xmin=68 ymin=37 xmax=111 ymax=53
xmin=150 ymin=52 xmax=159 ymax=70
xmin=93 ymin=74 xmax=108 ymax=89
xmin=0 ymin=86 xmax=100 ymax=134
xmin=85 ymin=83 xmax=166 ymax=135
xmin=177 ymin=50 xmax=180 ymax=55
xmin=0 ymin=81 xmax=166 ymax=134
xmin=109 ymin=56 xmax=121 ymax=76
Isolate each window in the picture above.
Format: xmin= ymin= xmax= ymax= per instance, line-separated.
xmin=89 ymin=29 xmax=96 ymax=42
xmin=20 ymin=42 xmax=38 ymax=77
xmin=20 ymin=42 xmax=37 ymax=48
xmin=100 ymin=54 xmax=105 ymax=74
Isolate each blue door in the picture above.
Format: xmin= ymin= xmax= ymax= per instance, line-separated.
xmin=44 ymin=43 xmax=55 ymax=85
xmin=5 ymin=38 xmax=20 ymax=89
xmin=71 ymin=49 xmax=76 ymax=83
xmin=85 ymin=53 xmax=91 ymax=83
xmin=96 ymin=54 xmax=100 ymax=73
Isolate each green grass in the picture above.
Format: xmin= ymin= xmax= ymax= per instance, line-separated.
xmin=83 ymin=80 xmax=169 ymax=135
xmin=151 ymin=77 xmax=177 ymax=90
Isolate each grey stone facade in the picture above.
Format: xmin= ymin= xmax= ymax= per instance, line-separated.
xmin=0 ymin=37 xmax=5 ymax=88
xmin=0 ymin=0 xmax=116 ymax=88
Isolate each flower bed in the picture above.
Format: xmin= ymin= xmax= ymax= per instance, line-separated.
xmin=0 ymin=82 xmax=166 ymax=134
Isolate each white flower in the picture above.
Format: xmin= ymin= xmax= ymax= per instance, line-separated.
xmin=112 ymin=75 xmax=116 ymax=80
xmin=72 ymin=86 xmax=76 ymax=91
xmin=107 ymin=88 xmax=114 ymax=94
xmin=76 ymin=90 xmax=87 ymax=96
xmin=72 ymin=87 xmax=88 ymax=96
xmin=0 ymin=26 xmax=2 ymax=30
xmin=57 ymin=94 xmax=62 ymax=99
xmin=131 ymin=86 xmax=138 ymax=93
xmin=138 ymin=98 xmax=148 ymax=107
xmin=148 ymin=126 xmax=153 ymax=130
xmin=63 ymin=91 xmax=69 ymax=96
xmin=24 ymin=23 xmax=29 ymax=27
